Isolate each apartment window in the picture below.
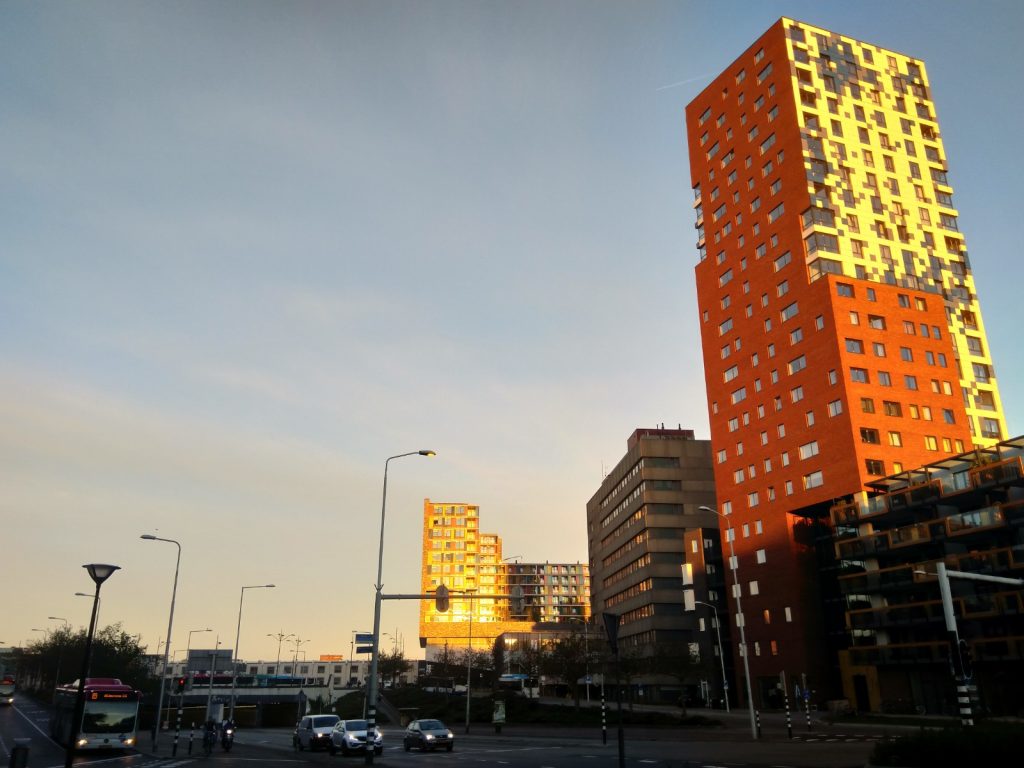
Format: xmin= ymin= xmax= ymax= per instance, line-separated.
xmin=883 ymin=401 xmax=902 ymax=417
xmin=849 ymin=311 xmax=860 ymax=326
xmin=716 ymin=449 xmax=727 ymax=464
xmin=787 ymin=355 xmax=806 ymax=375
xmin=773 ymin=251 xmax=792 ymax=271
xmin=803 ymin=470 xmax=824 ymax=489
xmin=865 ymin=459 xmax=885 ymax=475
xmin=900 ymin=347 xmax=914 ymax=362
xmin=836 ymin=282 xmax=854 ymax=298
xmin=860 ymin=428 xmax=880 ymax=444
xmin=780 ymin=302 xmax=799 ymax=321
xmin=790 ymin=327 xmax=803 ymax=345
xmin=943 ymin=409 xmax=956 ymax=425
xmin=873 ymin=342 xmax=886 ymax=357
xmin=756 ymin=548 xmax=767 ymax=564
xmin=888 ymin=431 xmax=903 ymax=447
xmin=815 ymin=315 xmax=824 ymax=330
xmin=878 ymin=371 xmax=892 ymax=387
xmin=850 ymin=367 xmax=869 ymax=383
xmin=845 ymin=338 xmax=864 ymax=354
xmin=925 ymin=435 xmax=939 ymax=451
xmin=798 ymin=441 xmax=819 ymax=460
xmin=904 ymin=375 xmax=919 ymax=391
xmin=828 ymin=369 xmax=838 ymax=385
xmin=827 ymin=399 xmax=843 ymax=417
xmin=731 ymin=387 xmax=747 ymax=404
xmin=790 ymin=386 xmax=804 ymax=403
xmin=868 ymin=315 xmax=885 ymax=330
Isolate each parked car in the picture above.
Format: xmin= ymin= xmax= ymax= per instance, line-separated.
xmin=293 ymin=715 xmax=341 ymax=751
xmin=403 ymin=719 xmax=454 ymax=752
xmin=329 ymin=719 xmax=383 ymax=756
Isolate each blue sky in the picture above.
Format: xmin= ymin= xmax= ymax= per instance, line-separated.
xmin=2 ymin=1 xmax=1021 ymax=661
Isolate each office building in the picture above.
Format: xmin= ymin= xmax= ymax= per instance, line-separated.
xmin=686 ymin=18 xmax=1007 ymax=702
xmin=586 ymin=427 xmax=727 ymax=702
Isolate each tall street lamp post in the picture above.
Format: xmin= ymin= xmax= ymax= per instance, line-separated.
xmin=185 ymin=629 xmax=212 ymax=671
xmin=205 ymin=636 xmax=221 ymax=720
xmin=464 ymin=589 xmax=476 ymax=734
xmin=48 ymin=617 xmax=69 ymax=693
xmin=141 ymin=534 xmax=181 ymax=751
xmin=694 ymin=600 xmax=730 ymax=712
xmin=228 ymin=584 xmax=275 ymax=720
xmin=64 ymin=564 xmax=120 ymax=768
xmin=268 ymin=632 xmax=294 ymax=673
xmin=366 ymin=449 xmax=435 ymax=766
xmin=699 ymin=506 xmax=756 ymax=739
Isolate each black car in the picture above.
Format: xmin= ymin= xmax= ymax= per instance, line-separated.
xmin=403 ymin=719 xmax=454 ymax=752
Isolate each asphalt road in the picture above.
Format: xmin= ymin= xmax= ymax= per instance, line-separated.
xmin=1 ymin=700 xmax=880 ymax=768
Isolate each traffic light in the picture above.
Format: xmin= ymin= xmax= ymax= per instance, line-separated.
xmin=175 ymin=676 xmax=187 ymax=694
xmin=435 ymin=584 xmax=449 ymax=613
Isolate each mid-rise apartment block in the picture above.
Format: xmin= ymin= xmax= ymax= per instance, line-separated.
xmin=686 ymin=18 xmax=1007 ymax=703
xmin=418 ymin=499 xmax=590 ymax=659
xmin=586 ymin=428 xmax=727 ymax=702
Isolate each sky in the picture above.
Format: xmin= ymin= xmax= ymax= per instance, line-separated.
xmin=2 ymin=0 xmax=1022 ymax=666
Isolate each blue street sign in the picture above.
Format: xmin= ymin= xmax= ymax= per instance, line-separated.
xmin=355 ymin=633 xmax=373 ymax=643
xmin=356 ymin=645 xmax=373 ymax=654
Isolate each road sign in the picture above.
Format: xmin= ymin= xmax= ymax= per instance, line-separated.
xmin=356 ymin=645 xmax=373 ymax=654
xmin=355 ymin=633 xmax=373 ymax=643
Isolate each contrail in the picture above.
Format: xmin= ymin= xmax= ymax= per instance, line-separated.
xmin=655 ymin=72 xmax=717 ymax=91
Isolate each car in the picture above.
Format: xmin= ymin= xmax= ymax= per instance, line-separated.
xmin=403 ymin=719 xmax=454 ymax=752
xmin=293 ymin=715 xmax=341 ymax=751
xmin=329 ymin=719 xmax=383 ymax=756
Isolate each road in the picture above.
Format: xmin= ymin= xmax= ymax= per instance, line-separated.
xmin=1 ymin=701 xmax=880 ymax=768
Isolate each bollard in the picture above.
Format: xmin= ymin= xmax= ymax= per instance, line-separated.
xmin=784 ymin=692 xmax=793 ymax=739
xmin=601 ymin=690 xmax=607 ymax=745
xmin=172 ymin=701 xmax=184 ymax=757
xmin=188 ymin=723 xmax=194 ymax=755
xmin=755 ymin=709 xmax=761 ymax=739
xmin=9 ymin=739 xmax=30 ymax=768
xmin=805 ymin=694 xmax=812 ymax=731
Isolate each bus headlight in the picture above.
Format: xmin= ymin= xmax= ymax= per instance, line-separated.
xmin=124 ymin=738 xmax=135 ymax=745
xmin=77 ymin=739 xmax=89 ymax=747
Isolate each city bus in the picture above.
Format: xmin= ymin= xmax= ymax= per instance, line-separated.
xmin=1 ymin=675 xmax=15 ymax=705
xmin=51 ymin=678 xmax=141 ymax=750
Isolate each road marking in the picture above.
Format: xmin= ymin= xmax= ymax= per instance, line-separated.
xmin=11 ymin=704 xmax=60 ymax=745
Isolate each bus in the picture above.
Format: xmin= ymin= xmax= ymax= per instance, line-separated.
xmin=51 ymin=678 xmax=141 ymax=751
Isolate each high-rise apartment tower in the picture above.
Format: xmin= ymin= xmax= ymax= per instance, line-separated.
xmin=687 ymin=18 xmax=1007 ymax=702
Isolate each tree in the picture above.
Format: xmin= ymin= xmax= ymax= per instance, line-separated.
xmin=648 ymin=641 xmax=710 ymax=711
xmin=25 ymin=622 xmax=153 ymax=696
xmin=544 ymin=633 xmax=589 ymax=709
xmin=378 ymin=648 xmax=410 ymax=688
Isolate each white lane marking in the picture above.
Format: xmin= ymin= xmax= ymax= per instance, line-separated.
xmin=12 ymin=704 xmax=59 ymax=745
xmin=0 ymin=735 xmax=10 ymax=759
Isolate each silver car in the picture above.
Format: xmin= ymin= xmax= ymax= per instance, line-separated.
xmin=293 ymin=714 xmax=340 ymax=751
xmin=403 ymin=719 xmax=454 ymax=752
xmin=329 ymin=719 xmax=383 ymax=756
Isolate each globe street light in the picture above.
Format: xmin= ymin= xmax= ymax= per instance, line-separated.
xmin=228 ymin=584 xmax=275 ymax=720
xmin=699 ymin=506 xmax=756 ymax=739
xmin=140 ymin=534 xmax=182 ymax=751
xmin=694 ymin=601 xmax=729 ymax=713
xmin=64 ymin=564 xmax=120 ymax=768
xmin=366 ymin=449 xmax=435 ymax=766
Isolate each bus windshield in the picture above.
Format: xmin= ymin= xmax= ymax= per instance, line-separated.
xmin=82 ymin=701 xmax=138 ymax=733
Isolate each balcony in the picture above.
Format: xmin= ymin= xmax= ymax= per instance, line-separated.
xmin=969 ymin=456 xmax=1023 ymax=487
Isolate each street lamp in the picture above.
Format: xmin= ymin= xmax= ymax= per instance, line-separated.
xmin=366 ymin=449 xmax=435 ymax=766
xmin=186 ymin=629 xmax=212 ymax=671
xmin=268 ymin=632 xmax=294 ymax=673
xmin=228 ymin=584 xmax=275 ymax=720
xmin=694 ymin=601 xmax=729 ymax=713
xmin=140 ymin=534 xmax=181 ymax=751
xmin=64 ymin=564 xmax=119 ymax=768
xmin=699 ymin=505 xmax=756 ymax=739
xmin=48 ymin=617 xmax=70 ymax=693
xmin=464 ymin=589 xmax=477 ymax=734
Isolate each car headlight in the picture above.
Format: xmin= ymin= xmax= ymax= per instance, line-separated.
xmin=447 ymin=731 xmax=453 ymax=738
xmin=124 ymin=738 xmax=135 ymax=745
xmin=425 ymin=734 xmax=434 ymax=740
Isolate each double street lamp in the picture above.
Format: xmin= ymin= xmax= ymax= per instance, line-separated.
xmin=366 ymin=449 xmax=435 ymax=766
xmin=699 ymin=505 xmax=756 ymax=739
xmin=228 ymin=584 xmax=275 ymax=720
xmin=268 ymin=632 xmax=295 ymax=673
xmin=141 ymin=534 xmax=181 ymax=751
xmin=64 ymin=564 xmax=120 ymax=768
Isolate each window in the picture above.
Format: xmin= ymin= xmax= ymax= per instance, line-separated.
xmin=827 ymin=399 xmax=843 ymax=417
xmin=790 ymin=386 xmax=804 ymax=403
xmin=787 ymin=355 xmax=806 ymax=375
xmin=865 ymin=459 xmax=885 ymax=475
xmin=850 ymin=367 xmax=869 ymax=383
xmin=900 ymin=347 xmax=914 ymax=362
xmin=731 ymin=386 xmax=747 ymax=404
xmin=768 ymin=202 xmax=785 ymax=223
xmin=888 ymin=431 xmax=903 ymax=447
xmin=845 ymin=338 xmax=864 ymax=354
xmin=878 ymin=371 xmax=892 ymax=387
xmin=780 ymin=302 xmax=799 ymax=321
xmin=904 ymin=375 xmax=919 ymax=391
xmin=861 ymin=397 xmax=875 ymax=414
xmin=773 ymin=251 xmax=792 ymax=271
xmin=868 ymin=315 xmax=886 ymax=330
xmin=882 ymin=400 xmax=902 ymax=417
xmin=719 ymin=318 xmax=733 ymax=335
xmin=798 ymin=441 xmax=819 ymax=460
xmin=925 ymin=435 xmax=938 ymax=451
xmin=790 ymin=327 xmax=803 ymax=345
xmin=803 ymin=470 xmax=824 ymax=489
xmin=828 ymin=369 xmax=838 ymax=385
xmin=836 ymin=282 xmax=854 ymax=298
xmin=860 ymin=428 xmax=880 ymax=444
xmin=873 ymin=342 xmax=886 ymax=357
